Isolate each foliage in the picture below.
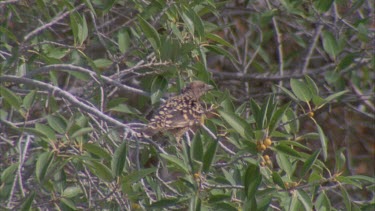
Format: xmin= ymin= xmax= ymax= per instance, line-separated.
xmin=0 ymin=0 xmax=373 ymax=210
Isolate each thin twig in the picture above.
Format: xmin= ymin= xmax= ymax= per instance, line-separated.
xmin=0 ymin=75 xmax=134 ymax=131
xmin=203 ymin=182 xmax=244 ymax=189
xmin=24 ymin=64 xmax=149 ymax=96
xmin=23 ymin=4 xmax=85 ymax=42
xmin=266 ymin=0 xmax=284 ymax=88
xmin=201 ymin=125 xmax=236 ymax=155
xmin=208 ymin=63 xmax=335 ymax=81
xmin=302 ymin=24 xmax=323 ymax=74
xmin=0 ymin=0 xmax=19 ymax=5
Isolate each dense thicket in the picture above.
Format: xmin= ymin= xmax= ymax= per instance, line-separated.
xmin=0 ymin=0 xmax=373 ymax=210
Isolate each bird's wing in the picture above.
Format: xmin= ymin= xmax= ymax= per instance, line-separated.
xmin=148 ymin=96 xmax=203 ymax=130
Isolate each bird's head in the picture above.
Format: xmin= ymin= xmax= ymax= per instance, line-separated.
xmin=181 ymin=81 xmax=214 ymax=98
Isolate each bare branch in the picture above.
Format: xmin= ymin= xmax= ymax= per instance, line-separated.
xmin=24 ymin=64 xmax=149 ymax=97
xmin=23 ymin=4 xmax=85 ymax=42
xmin=0 ymin=75 xmax=133 ymax=131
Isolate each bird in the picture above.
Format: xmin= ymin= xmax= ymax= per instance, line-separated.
xmin=137 ymin=81 xmax=214 ymax=143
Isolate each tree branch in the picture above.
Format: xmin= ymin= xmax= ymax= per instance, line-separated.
xmin=0 ymin=75 xmax=133 ymax=131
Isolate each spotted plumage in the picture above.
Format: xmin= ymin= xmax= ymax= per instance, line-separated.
xmin=139 ymin=81 xmax=213 ymax=142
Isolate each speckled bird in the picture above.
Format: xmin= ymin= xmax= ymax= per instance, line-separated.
xmin=139 ymin=81 xmax=214 ymax=142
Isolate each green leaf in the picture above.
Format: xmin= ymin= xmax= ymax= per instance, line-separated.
xmin=35 ymin=124 xmax=56 ymax=141
xmin=20 ymin=127 xmax=48 ymax=139
xmin=312 ymin=95 xmax=326 ymax=108
xmin=206 ymin=33 xmax=234 ymax=48
xmin=85 ymin=160 xmax=113 ymax=182
xmin=315 ymin=191 xmax=331 ymax=210
xmin=243 ymin=197 xmax=257 ymax=211
xmin=202 ymin=139 xmax=218 ymax=173
xmin=118 ymin=28 xmax=130 ymax=53
xmin=218 ymin=109 xmax=251 ymax=139
xmin=290 ymin=78 xmax=312 ymax=102
xmin=340 ymin=186 xmax=352 ymax=211
xmin=315 ymin=123 xmax=328 ymax=161
xmin=160 ymin=154 xmax=189 ymax=174
xmin=244 ymin=163 xmax=262 ymax=199
xmin=0 ymin=26 xmax=18 ymax=42
xmin=269 ymin=102 xmax=290 ymax=133
xmin=191 ymin=134 xmax=204 ymax=162
xmin=1 ymin=163 xmax=19 ymax=184
xmin=180 ymin=10 xmax=195 ymax=37
xmin=324 ymin=90 xmax=348 ymax=103
xmin=289 ymin=191 xmax=299 ymax=211
xmin=20 ymin=191 xmax=35 ymax=211
xmin=205 ymin=45 xmax=237 ymax=63
xmin=272 ymin=172 xmax=286 ymax=190
xmin=111 ymin=141 xmax=127 ymax=177
xmin=282 ymin=108 xmax=299 ymax=134
xmin=304 ymin=75 xmax=319 ymax=96
xmin=0 ymin=86 xmax=22 ymax=109
xmin=123 ymin=168 xmax=156 ymax=184
xmin=346 ymin=175 xmax=375 ymax=184
xmin=62 ymin=186 xmax=83 ymax=198
xmin=108 ymin=104 xmax=141 ymax=115
xmin=258 ymin=96 xmax=271 ymax=129
xmin=296 ymin=132 xmax=320 ymax=141
xmin=301 ymin=149 xmax=321 ymax=177
xmin=43 ymin=45 xmax=69 ymax=59
xmin=335 ymin=176 xmax=362 ymax=188
xmin=265 ymin=96 xmax=278 ymax=128
xmin=338 ymin=54 xmax=355 ymax=70
xmin=277 ymin=85 xmax=298 ymax=101
xmin=36 ymin=151 xmax=54 ymax=183
xmin=83 ymin=0 xmax=96 ymax=16
xmin=181 ymin=6 xmax=204 ymax=38
xmin=60 ymin=198 xmax=77 ymax=210
xmin=149 ymin=198 xmax=180 ymax=209
xmin=47 ymin=115 xmax=67 ymax=134
xmin=93 ymin=58 xmax=112 ymax=69
xmin=249 ymin=99 xmax=261 ymax=129
xmin=274 ymin=143 xmax=301 ymax=158
xmin=70 ymin=12 xmax=80 ymax=45
xmin=314 ymin=0 xmax=334 ymax=12
xmin=276 ymin=153 xmax=293 ymax=177
xmin=23 ymin=90 xmax=37 ymax=110
xmin=322 ymin=31 xmax=339 ymax=58
xmin=282 ymin=140 xmax=311 ymax=151
xmin=138 ymin=16 xmax=161 ymax=50
xmin=297 ymin=189 xmax=312 ymax=210
xmin=150 ymin=75 xmax=168 ymax=105
xmin=79 ymin=15 xmax=88 ymax=45
xmin=335 ymin=148 xmax=346 ymax=172
xmin=70 ymin=127 xmax=93 ymax=139
xmin=193 ymin=197 xmax=202 ymax=211
xmin=83 ymin=143 xmax=111 ymax=161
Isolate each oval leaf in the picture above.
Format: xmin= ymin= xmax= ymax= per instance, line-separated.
xmin=0 ymin=86 xmax=22 ymax=109
xmin=322 ymin=31 xmax=339 ymax=58
xmin=111 ymin=141 xmax=127 ymax=177
xmin=275 ymin=143 xmax=301 ymax=158
xmin=202 ymin=139 xmax=218 ymax=173
xmin=160 ymin=154 xmax=189 ymax=174
xmin=272 ymin=172 xmax=286 ymax=190
xmin=47 ymin=115 xmax=66 ymax=134
xmin=301 ymin=149 xmax=321 ymax=176
xmin=243 ymin=163 xmax=262 ymax=198
xmin=218 ymin=110 xmax=250 ymax=139
xmin=315 ymin=123 xmax=328 ymax=161
xmin=36 ymin=151 xmax=54 ymax=183
xmin=138 ymin=16 xmax=161 ymax=50
xmin=290 ymin=79 xmax=312 ymax=102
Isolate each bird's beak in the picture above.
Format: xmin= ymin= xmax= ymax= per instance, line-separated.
xmin=206 ymin=84 xmax=214 ymax=90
